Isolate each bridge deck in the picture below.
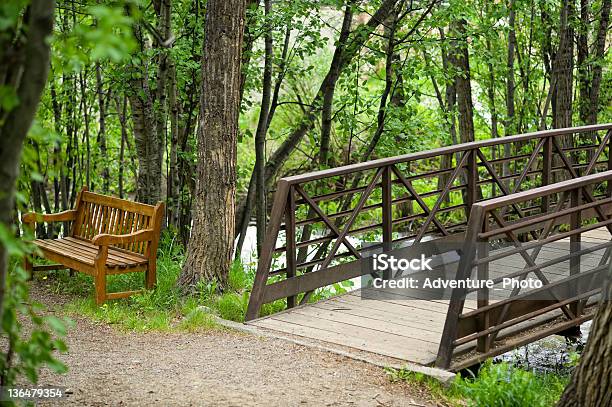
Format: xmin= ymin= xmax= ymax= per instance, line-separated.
xmin=247 ymin=228 xmax=609 ymax=367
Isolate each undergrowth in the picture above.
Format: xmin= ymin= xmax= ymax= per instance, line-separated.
xmin=386 ymin=360 xmax=570 ymax=407
xmin=37 ymin=230 xmax=333 ymax=331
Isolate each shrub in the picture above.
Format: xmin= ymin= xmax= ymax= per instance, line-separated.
xmin=454 ymin=361 xmax=569 ymax=407
xmin=1 ymin=225 xmax=69 ymax=387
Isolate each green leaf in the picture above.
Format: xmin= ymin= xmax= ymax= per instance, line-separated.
xmin=0 ymin=85 xmax=19 ymax=111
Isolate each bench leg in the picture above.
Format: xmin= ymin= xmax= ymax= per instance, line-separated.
xmin=95 ymin=269 xmax=107 ymax=305
xmin=145 ymin=261 xmax=156 ymax=290
xmin=94 ymin=246 xmax=109 ymax=305
xmin=23 ymin=255 xmax=33 ymax=281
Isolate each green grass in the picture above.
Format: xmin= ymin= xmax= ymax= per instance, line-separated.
xmin=386 ymin=361 xmax=570 ymax=407
xmin=40 ymin=230 xmax=284 ymax=332
xmin=36 ymin=228 xmax=353 ymax=332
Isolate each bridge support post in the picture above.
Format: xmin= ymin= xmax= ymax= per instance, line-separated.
xmin=542 ymin=136 xmax=553 ymax=212
xmin=608 ymin=132 xmax=612 ymax=197
xmin=285 ymin=186 xmax=296 ymax=308
xmin=436 ymin=205 xmax=484 ymax=369
xmin=465 ymin=150 xmax=478 ymax=216
xmin=569 ymin=187 xmax=581 ymax=317
xmin=245 ymin=181 xmax=290 ymax=321
xmin=382 ymin=166 xmax=392 ymax=280
xmin=476 ymin=221 xmax=490 ymax=353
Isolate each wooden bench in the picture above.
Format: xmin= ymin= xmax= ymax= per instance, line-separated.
xmin=22 ymin=187 xmax=164 ymax=304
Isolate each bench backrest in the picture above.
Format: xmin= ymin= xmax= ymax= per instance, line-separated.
xmin=71 ymin=188 xmax=164 ymax=256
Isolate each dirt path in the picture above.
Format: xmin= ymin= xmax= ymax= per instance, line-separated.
xmin=26 ymin=285 xmax=435 ymax=406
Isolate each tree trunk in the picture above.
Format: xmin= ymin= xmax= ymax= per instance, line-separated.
xmin=254 ymin=0 xmax=274 ymax=255
xmin=239 ymin=0 xmax=262 ymax=105
xmin=234 ymin=22 xmax=292 ymax=258
xmin=429 ymin=27 xmax=457 ymax=201
xmin=177 ymin=0 xmax=247 ymax=291
xmin=576 ymin=0 xmax=589 ymax=126
xmin=167 ymin=63 xmax=181 ymax=227
xmin=0 ymin=0 xmax=54 ymax=324
xmin=505 ymin=0 xmax=516 ymax=136
xmin=320 ymin=3 xmax=354 ymax=169
xmin=449 ymin=19 xmax=475 ymax=144
xmin=588 ymin=0 xmax=610 ymax=124
xmin=448 ymin=18 xmax=477 ymax=212
xmin=553 ymin=0 xmax=575 ymax=132
xmin=295 ymin=2 xmax=355 ymax=264
xmin=116 ymin=95 xmax=128 ymax=199
xmin=95 ymin=62 xmax=110 ymax=193
xmin=128 ymin=0 xmax=173 ymax=206
xmin=578 ymin=0 xmax=610 ymax=126
xmin=556 ymin=268 xmax=612 ymax=406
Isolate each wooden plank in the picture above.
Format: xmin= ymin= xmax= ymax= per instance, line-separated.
xmin=106 ymin=290 xmax=144 ymax=300
xmin=39 ymin=238 xmax=125 ymax=267
xmin=285 ymin=307 xmax=441 ymax=343
xmin=32 ymin=264 xmax=67 ymax=272
xmin=32 ymin=248 xmax=95 ymax=276
xmin=34 ymin=240 xmax=98 ymax=265
xmin=297 ymin=304 xmax=443 ymax=342
xmin=317 ymin=295 xmax=447 ymax=328
xmin=91 ymin=203 xmax=102 ymax=237
xmin=355 ymin=288 xmax=475 ymax=313
xmin=106 ymin=265 xmax=148 ymax=275
xmin=312 ymin=299 xmax=445 ymax=333
xmin=64 ymin=237 xmax=147 ymax=263
xmin=35 ymin=238 xmax=147 ymax=267
xmin=82 ymin=191 xmax=156 ymax=216
xmin=255 ymin=315 xmax=438 ymax=364
xmin=79 ymin=201 xmax=91 ymax=239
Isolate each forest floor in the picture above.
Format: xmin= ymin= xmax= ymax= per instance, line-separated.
xmin=26 ymin=282 xmax=438 ymax=407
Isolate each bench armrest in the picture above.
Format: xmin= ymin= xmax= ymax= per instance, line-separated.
xmin=92 ymin=229 xmax=155 ymax=246
xmin=22 ymin=210 xmax=77 ymax=224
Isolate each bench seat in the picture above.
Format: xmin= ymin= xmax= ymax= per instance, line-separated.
xmin=34 ymin=237 xmax=149 ymax=270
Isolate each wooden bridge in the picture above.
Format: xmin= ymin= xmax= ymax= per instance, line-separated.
xmin=245 ymin=124 xmax=612 ymax=371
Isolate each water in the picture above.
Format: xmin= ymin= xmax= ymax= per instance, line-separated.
xmin=493 ymin=321 xmax=590 ymax=375
xmin=237 ymin=225 xmax=258 ymax=267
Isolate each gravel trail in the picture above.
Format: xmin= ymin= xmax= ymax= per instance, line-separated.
xmin=25 ymin=284 xmax=435 ymax=406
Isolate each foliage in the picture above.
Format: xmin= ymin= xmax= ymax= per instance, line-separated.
xmin=54 ymin=230 xmax=285 ymax=330
xmin=386 ymin=360 xmax=571 ymax=407
xmin=453 ymin=361 xmax=570 ymax=407
xmin=0 ymin=226 xmax=69 ymax=387
xmin=18 ymin=0 xmax=612 ymax=258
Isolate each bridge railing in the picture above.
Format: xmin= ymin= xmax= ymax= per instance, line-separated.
xmin=246 ymin=124 xmax=612 ymax=321
xmin=436 ymin=170 xmax=612 ymax=369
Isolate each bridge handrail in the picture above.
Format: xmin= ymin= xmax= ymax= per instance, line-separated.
xmin=247 ymin=124 xmax=612 ymax=322
xmin=282 ymin=124 xmax=612 ymax=184
xmin=436 ymin=169 xmax=612 ymax=369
